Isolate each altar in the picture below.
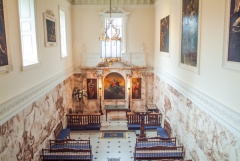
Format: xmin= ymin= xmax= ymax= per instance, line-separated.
xmin=105 ymin=105 xmax=128 ymax=121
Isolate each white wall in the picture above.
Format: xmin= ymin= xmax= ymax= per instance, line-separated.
xmin=154 ymin=0 xmax=240 ymax=114
xmin=0 ymin=0 xmax=73 ymax=104
xmin=71 ymin=5 xmax=154 ymax=67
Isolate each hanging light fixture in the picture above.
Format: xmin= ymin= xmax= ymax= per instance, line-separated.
xmin=99 ymin=0 xmax=122 ymax=66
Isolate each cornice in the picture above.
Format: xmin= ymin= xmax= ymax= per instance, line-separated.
xmin=154 ymin=66 xmax=240 ymax=136
xmin=68 ymin=0 xmax=156 ymax=5
xmin=0 ymin=67 xmax=74 ymax=125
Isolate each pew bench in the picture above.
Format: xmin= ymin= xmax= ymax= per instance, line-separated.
xmin=157 ymin=127 xmax=169 ymax=138
xmin=134 ymin=146 xmax=184 ymax=161
xmin=41 ymin=148 xmax=92 ymax=161
xmin=54 ymin=122 xmax=70 ymax=140
xmin=136 ymin=137 xmax=176 ymax=147
xmin=66 ymin=114 xmax=101 ymax=130
xmin=49 ymin=139 xmax=91 ymax=150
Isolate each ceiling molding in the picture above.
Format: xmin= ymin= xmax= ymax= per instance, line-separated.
xmin=66 ymin=0 xmax=157 ymax=5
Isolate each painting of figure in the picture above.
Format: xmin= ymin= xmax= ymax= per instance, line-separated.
xmin=228 ymin=0 xmax=240 ymax=62
xmin=87 ymin=79 xmax=97 ymax=99
xmin=181 ymin=0 xmax=199 ymax=67
xmin=160 ymin=15 xmax=169 ymax=52
xmin=0 ymin=0 xmax=8 ymax=66
xmin=46 ymin=19 xmax=56 ymax=42
xmin=104 ymin=72 xmax=125 ymax=99
xmin=132 ymin=78 xmax=141 ymax=99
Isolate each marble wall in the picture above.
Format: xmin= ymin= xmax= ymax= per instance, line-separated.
xmin=131 ymin=70 xmax=154 ymax=111
xmin=73 ymin=67 xmax=154 ymax=113
xmin=0 ymin=76 xmax=74 ymax=161
xmin=154 ymin=75 xmax=240 ymax=161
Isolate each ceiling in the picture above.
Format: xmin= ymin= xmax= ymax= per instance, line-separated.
xmin=67 ymin=0 xmax=157 ymax=5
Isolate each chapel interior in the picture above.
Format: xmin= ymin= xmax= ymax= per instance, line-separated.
xmin=0 ymin=0 xmax=240 ymax=161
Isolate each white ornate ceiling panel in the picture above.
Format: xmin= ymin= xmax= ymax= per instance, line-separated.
xmin=66 ymin=0 xmax=156 ymax=5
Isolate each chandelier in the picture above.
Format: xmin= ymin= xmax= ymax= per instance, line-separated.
xmin=99 ymin=0 xmax=122 ymax=66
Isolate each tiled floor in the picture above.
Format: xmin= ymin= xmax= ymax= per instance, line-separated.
xmin=70 ymin=111 xmax=157 ymax=161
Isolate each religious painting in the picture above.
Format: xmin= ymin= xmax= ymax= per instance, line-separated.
xmin=87 ymin=79 xmax=97 ymax=99
xmin=222 ymin=0 xmax=240 ymax=72
xmin=180 ymin=0 xmax=200 ymax=67
xmin=228 ymin=0 xmax=240 ymax=62
xmin=0 ymin=0 xmax=8 ymax=67
xmin=160 ymin=15 xmax=169 ymax=53
xmin=132 ymin=78 xmax=141 ymax=99
xmin=104 ymin=72 xmax=125 ymax=99
xmin=44 ymin=10 xmax=57 ymax=47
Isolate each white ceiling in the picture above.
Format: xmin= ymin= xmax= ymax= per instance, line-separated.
xmin=67 ymin=0 xmax=157 ymax=5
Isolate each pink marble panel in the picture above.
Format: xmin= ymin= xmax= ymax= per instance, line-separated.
xmin=0 ymin=76 xmax=74 ymax=161
xmin=154 ymin=75 xmax=240 ymax=161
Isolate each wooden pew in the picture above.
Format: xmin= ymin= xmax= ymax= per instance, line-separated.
xmin=136 ymin=137 xmax=176 ymax=147
xmin=54 ymin=121 xmax=70 ymax=140
xmin=41 ymin=148 xmax=92 ymax=161
xmin=66 ymin=114 xmax=101 ymax=130
xmin=49 ymin=139 xmax=91 ymax=150
xmin=127 ymin=113 xmax=162 ymax=130
xmin=134 ymin=145 xmax=184 ymax=161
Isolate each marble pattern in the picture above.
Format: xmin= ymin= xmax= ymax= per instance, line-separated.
xmin=154 ymin=75 xmax=240 ymax=161
xmin=0 ymin=76 xmax=74 ymax=161
xmin=74 ymin=68 xmax=154 ymax=113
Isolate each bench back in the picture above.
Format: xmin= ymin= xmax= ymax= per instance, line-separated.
xmin=135 ymin=145 xmax=184 ymax=158
xmin=49 ymin=139 xmax=91 ymax=149
xmin=54 ymin=122 xmax=63 ymax=139
xmin=136 ymin=137 xmax=176 ymax=143
xmin=135 ymin=145 xmax=183 ymax=151
xmin=136 ymin=137 xmax=176 ymax=147
xmin=41 ymin=148 xmax=92 ymax=160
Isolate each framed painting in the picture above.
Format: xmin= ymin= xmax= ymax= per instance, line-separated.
xmin=104 ymin=72 xmax=125 ymax=99
xmin=0 ymin=0 xmax=12 ymax=73
xmin=223 ymin=0 xmax=240 ymax=71
xmin=44 ymin=10 xmax=57 ymax=47
xmin=87 ymin=79 xmax=97 ymax=99
xmin=160 ymin=15 xmax=170 ymax=54
xmin=180 ymin=0 xmax=201 ymax=73
xmin=132 ymin=78 xmax=141 ymax=99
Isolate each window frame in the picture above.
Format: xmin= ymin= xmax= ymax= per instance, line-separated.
xmin=18 ymin=0 xmax=40 ymax=70
xmin=59 ymin=8 xmax=68 ymax=59
xmin=99 ymin=8 xmax=129 ymax=54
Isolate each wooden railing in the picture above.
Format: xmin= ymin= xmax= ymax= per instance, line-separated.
xmin=127 ymin=113 xmax=162 ymax=126
xmin=66 ymin=114 xmax=101 ymax=130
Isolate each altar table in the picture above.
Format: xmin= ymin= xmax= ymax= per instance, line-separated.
xmin=105 ymin=105 xmax=128 ymax=121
